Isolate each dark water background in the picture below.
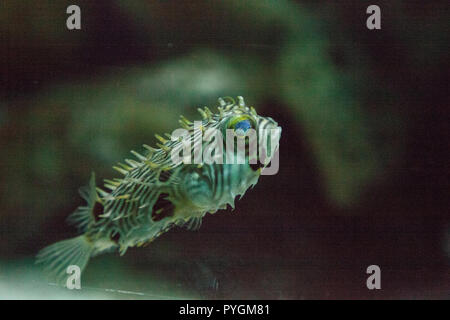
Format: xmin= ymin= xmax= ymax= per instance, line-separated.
xmin=0 ymin=0 xmax=448 ymax=299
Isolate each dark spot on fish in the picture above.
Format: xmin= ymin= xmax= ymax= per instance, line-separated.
xmin=151 ymin=193 xmax=175 ymax=222
xmin=110 ymin=231 xmax=120 ymax=243
xmin=159 ymin=170 xmax=172 ymax=182
xmin=93 ymin=202 xmax=104 ymax=221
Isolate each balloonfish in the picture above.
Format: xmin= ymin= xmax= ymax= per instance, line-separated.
xmin=36 ymin=96 xmax=281 ymax=282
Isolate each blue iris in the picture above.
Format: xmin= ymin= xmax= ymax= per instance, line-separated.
xmin=235 ymin=120 xmax=251 ymax=133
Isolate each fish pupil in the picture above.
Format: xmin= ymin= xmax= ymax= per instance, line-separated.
xmin=235 ymin=120 xmax=251 ymax=133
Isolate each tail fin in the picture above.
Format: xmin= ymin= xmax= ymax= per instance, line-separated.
xmin=67 ymin=172 xmax=99 ymax=232
xmin=36 ymin=235 xmax=93 ymax=285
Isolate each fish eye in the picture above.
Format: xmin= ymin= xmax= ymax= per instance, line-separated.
xmin=228 ymin=116 xmax=254 ymax=137
xmin=234 ymin=120 xmax=251 ymax=136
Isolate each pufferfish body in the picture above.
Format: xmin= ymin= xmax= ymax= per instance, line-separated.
xmin=36 ymin=96 xmax=281 ymax=281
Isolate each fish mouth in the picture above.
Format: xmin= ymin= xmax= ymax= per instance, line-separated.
xmin=250 ymin=162 xmax=264 ymax=171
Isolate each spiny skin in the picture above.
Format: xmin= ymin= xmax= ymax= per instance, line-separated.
xmin=36 ymin=96 xmax=281 ymax=281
